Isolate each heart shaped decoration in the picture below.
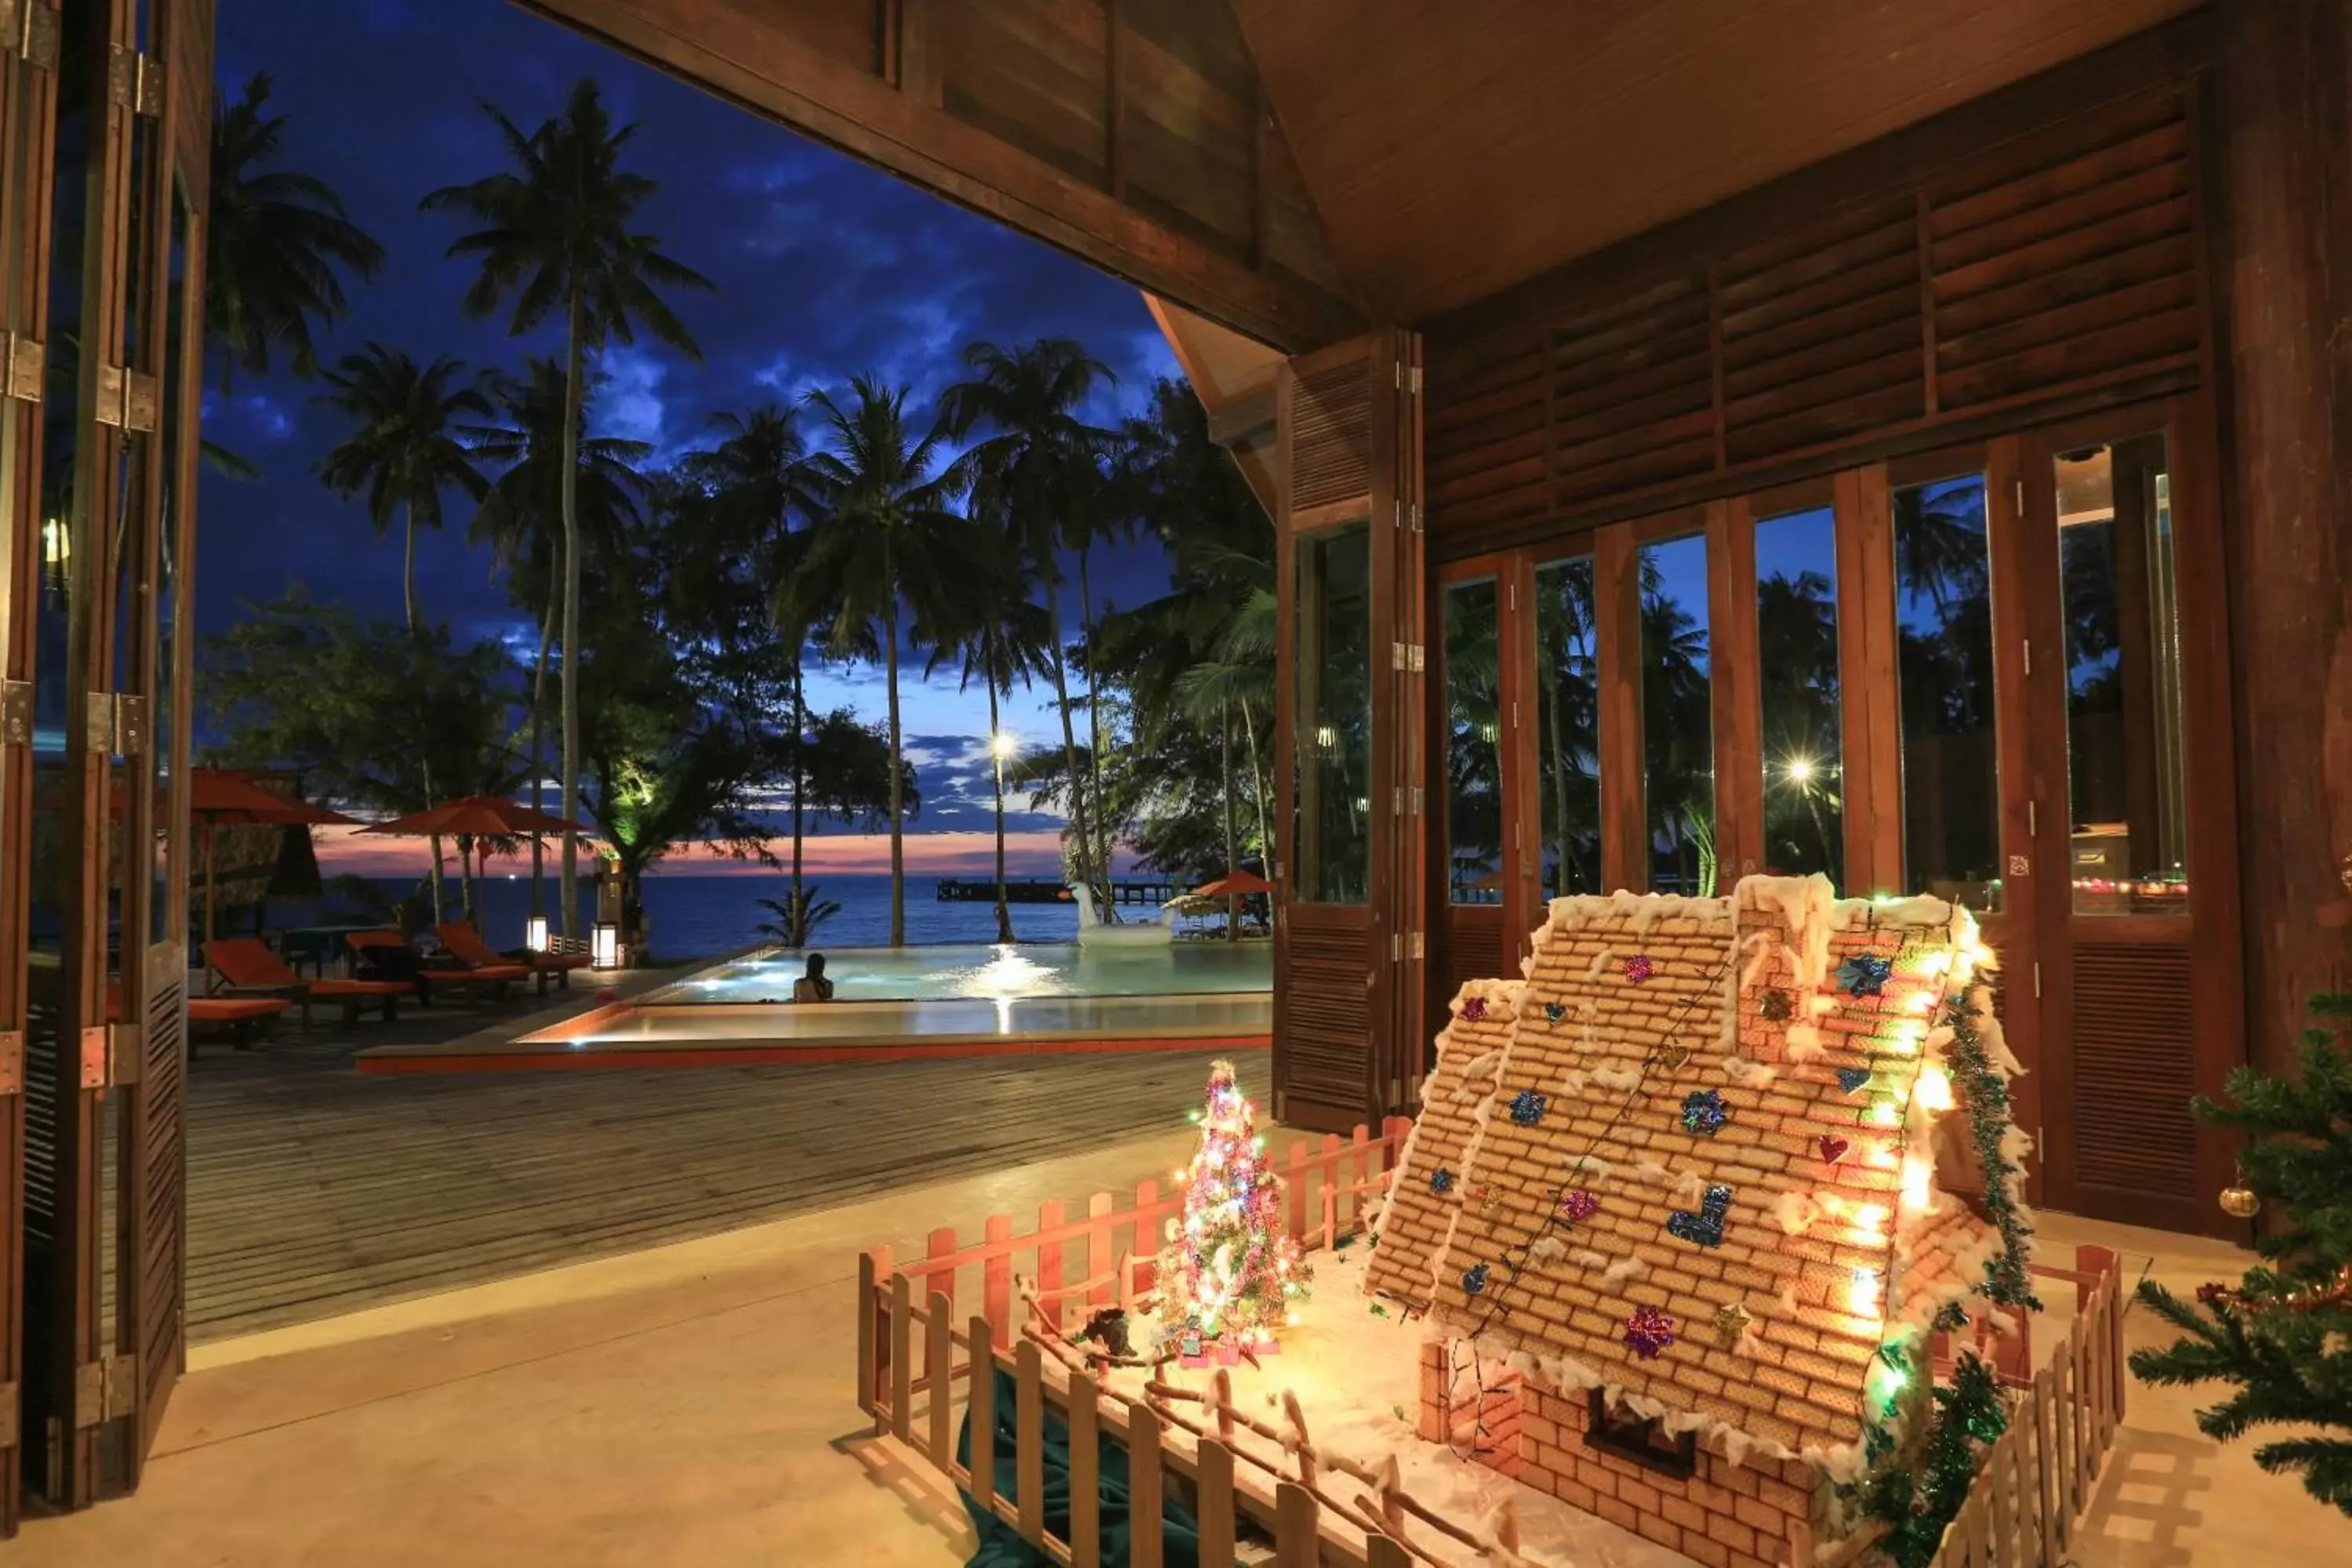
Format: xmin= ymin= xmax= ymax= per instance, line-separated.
xmin=1817 ymin=1134 xmax=1850 ymax=1164
xmin=1836 ymin=1067 xmax=1874 ymax=1094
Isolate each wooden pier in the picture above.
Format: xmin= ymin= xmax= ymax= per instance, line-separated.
xmin=935 ymin=877 xmax=1180 ymax=906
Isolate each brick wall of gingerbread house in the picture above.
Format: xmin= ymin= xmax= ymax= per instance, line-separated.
xmin=1419 ymin=1343 xmax=1816 ymax=1568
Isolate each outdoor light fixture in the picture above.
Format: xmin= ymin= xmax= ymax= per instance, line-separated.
xmin=592 ymin=921 xmax=621 ymax=971
xmin=1784 ymin=755 xmax=1816 ymax=784
xmin=525 ymin=914 xmax=550 ymax=953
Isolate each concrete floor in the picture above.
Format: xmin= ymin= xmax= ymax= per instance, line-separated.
xmin=24 ymin=1149 xmax=2347 ymax=1566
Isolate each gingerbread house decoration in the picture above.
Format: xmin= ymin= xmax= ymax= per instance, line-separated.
xmin=1367 ymin=876 xmax=2037 ymax=1568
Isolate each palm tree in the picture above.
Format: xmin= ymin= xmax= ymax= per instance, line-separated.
xmin=924 ymin=529 xmax=1054 ymax=944
xmin=466 ymin=360 xmax=652 ymax=927
xmin=207 ymin=74 xmax=385 ymax=389
xmin=782 ymin=375 xmax=977 ymax=946
xmin=424 ymin=77 xmax=715 ymax=946
xmin=940 ymin=338 xmax=1118 ymax=904
xmin=315 ymin=345 xmax=493 ymax=632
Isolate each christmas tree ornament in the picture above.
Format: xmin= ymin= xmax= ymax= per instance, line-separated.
xmin=1624 ymin=955 xmax=1656 ymax=983
xmin=1759 ymin=987 xmax=1794 ymax=1022
xmin=1836 ymin=1066 xmax=1875 ymax=1094
xmin=2217 ymin=1181 xmax=2259 ymax=1218
xmin=1475 ymin=1182 xmax=1504 ymax=1212
xmin=1559 ymin=1189 xmax=1599 ymax=1225
xmin=1680 ymin=1087 xmax=1730 ymax=1135
xmin=1660 ymin=1044 xmax=1693 ymax=1071
xmin=1510 ymin=1088 xmax=1548 ymax=1126
xmin=1666 ymin=1184 xmax=1733 ymax=1247
xmin=1544 ymin=1001 xmax=1568 ymax=1025
xmin=1462 ymin=1262 xmax=1490 ymax=1296
xmin=1624 ymin=1305 xmax=1676 ymax=1359
xmin=1835 ymin=953 xmax=1894 ymax=997
xmin=1713 ymin=1303 xmax=1752 ymax=1345
xmin=1078 ymin=1308 xmax=1134 ymax=1358
xmin=1817 ymin=1134 xmax=1851 ymax=1164
xmin=1156 ymin=1061 xmax=1308 ymax=1352
xmin=1932 ymin=1301 xmax=1970 ymax=1333
xmin=1430 ymin=1167 xmax=1456 ymax=1195
xmin=1461 ymin=996 xmax=1488 ymax=1022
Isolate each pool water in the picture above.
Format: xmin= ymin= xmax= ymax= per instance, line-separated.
xmin=654 ymin=941 xmax=1272 ymax=1004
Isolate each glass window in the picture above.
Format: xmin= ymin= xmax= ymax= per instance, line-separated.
xmin=1443 ymin=577 xmax=1503 ymax=905
xmin=1534 ymin=556 xmax=1600 ymax=898
xmin=1294 ymin=525 xmax=1372 ymax=904
xmin=1640 ymin=533 xmax=1713 ymax=895
xmin=1755 ymin=507 xmax=1842 ymax=887
xmin=2057 ymin=434 xmax=2188 ymax=915
xmin=1893 ymin=474 xmax=2001 ymax=911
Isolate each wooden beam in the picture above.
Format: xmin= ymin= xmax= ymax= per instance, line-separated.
xmin=1707 ymin=497 xmax=1761 ymax=881
xmin=1105 ymin=0 xmax=1126 ymax=201
xmin=1594 ymin=521 xmax=1646 ymax=894
xmin=513 ymin=0 xmax=1359 ymax=351
xmin=1207 ymin=376 xmax=1276 ymax=447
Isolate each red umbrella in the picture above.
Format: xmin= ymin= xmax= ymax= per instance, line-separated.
xmin=359 ymin=797 xmax=597 ymax=927
xmin=189 ymin=771 xmax=357 ymax=949
xmin=1189 ymin=871 xmax=1273 ymax=898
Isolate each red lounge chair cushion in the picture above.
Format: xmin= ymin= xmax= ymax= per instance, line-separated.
xmin=207 ymin=936 xmax=301 ymax=989
xmin=537 ymin=953 xmax=593 ymax=970
xmin=312 ymin=978 xmax=413 ymax=996
xmin=188 ymin=998 xmax=289 ymax=1022
xmin=456 ymin=964 xmax=529 ymax=982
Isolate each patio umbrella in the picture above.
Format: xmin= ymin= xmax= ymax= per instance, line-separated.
xmin=1188 ymin=871 xmax=1273 ymax=899
xmin=358 ymin=796 xmax=596 ymax=930
xmin=188 ymin=770 xmax=358 ymax=952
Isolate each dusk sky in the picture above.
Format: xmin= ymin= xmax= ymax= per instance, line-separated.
xmin=207 ymin=0 xmax=1185 ymax=873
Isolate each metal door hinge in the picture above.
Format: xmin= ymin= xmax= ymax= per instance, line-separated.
xmin=2027 ymin=800 xmax=2038 ymax=837
xmin=78 ymin=1022 xmax=140 ymax=1088
xmin=0 ymin=1029 xmax=20 ymax=1095
xmin=1392 ymin=641 xmax=1407 ymax=671
xmin=1392 ymin=786 xmax=1403 ymax=816
xmin=0 ymin=677 xmax=28 ymax=745
xmin=1406 ymin=644 xmax=1425 ymax=673
xmin=2 ymin=332 xmax=41 ymax=401
xmin=1408 ymin=503 xmax=1423 ymax=533
xmin=0 ymin=1381 xmax=16 ymax=1439
xmin=2013 ymin=478 xmax=2026 ymax=516
xmin=107 ymin=47 xmax=162 ymax=115
xmin=2022 ymin=639 xmax=2033 ymax=676
xmin=1410 ymin=931 xmax=1424 ymax=960
xmin=73 ymin=1356 xmax=136 ymax=1428
xmin=1390 ymin=933 xmax=1402 ymax=961
xmin=85 ymin=691 xmax=146 ymax=756
xmin=2033 ymin=961 xmax=2043 ymax=1000
xmin=3 ymin=2 xmax=60 ymax=70
xmin=1410 ymin=366 xmax=1422 ymax=394
xmin=1409 ymin=786 xmax=1424 ymax=816
xmin=95 ymin=363 xmax=160 ymax=432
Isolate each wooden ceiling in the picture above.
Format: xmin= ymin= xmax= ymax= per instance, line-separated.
xmin=1226 ymin=0 xmax=2203 ymax=323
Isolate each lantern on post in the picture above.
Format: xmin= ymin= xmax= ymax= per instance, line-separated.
xmin=524 ymin=913 xmax=550 ymax=954
xmin=592 ymin=921 xmax=622 ymax=971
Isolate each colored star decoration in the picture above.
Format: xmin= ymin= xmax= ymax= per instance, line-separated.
xmin=1835 ymin=953 xmax=1895 ymax=997
xmin=1460 ymin=996 xmax=1488 ymax=1022
xmin=1758 ymin=987 xmax=1794 ymax=1022
xmin=1713 ymin=1303 xmax=1752 ymax=1345
xmin=1624 ymin=1305 xmax=1676 ymax=1359
xmin=1624 ymin=954 xmax=1656 ymax=983
xmin=1559 ymin=1189 xmax=1599 ymax=1225
xmin=1680 ymin=1088 xmax=1730 ymax=1136
xmin=1510 ymin=1088 xmax=1548 ymax=1126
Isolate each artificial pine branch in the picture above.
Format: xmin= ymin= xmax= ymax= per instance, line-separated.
xmin=2131 ymin=989 xmax=2352 ymax=1516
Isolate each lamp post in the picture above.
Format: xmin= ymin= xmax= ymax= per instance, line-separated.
xmin=592 ymin=921 xmax=621 ymax=971
xmin=524 ymin=913 xmax=550 ymax=953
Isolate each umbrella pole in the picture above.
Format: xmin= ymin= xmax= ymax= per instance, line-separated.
xmin=203 ymin=822 xmax=216 ymax=956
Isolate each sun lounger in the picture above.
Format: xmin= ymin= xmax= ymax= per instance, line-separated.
xmin=205 ymin=936 xmax=412 ymax=1026
xmin=349 ymin=929 xmax=528 ymax=1005
xmin=437 ymin=921 xmax=591 ymax=994
xmin=188 ymin=996 xmax=291 ymax=1050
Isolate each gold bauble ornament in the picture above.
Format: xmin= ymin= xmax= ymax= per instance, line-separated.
xmin=2218 ymin=1183 xmax=2260 ymax=1219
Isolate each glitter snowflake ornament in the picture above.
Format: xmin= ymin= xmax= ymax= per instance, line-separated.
xmin=1462 ymin=1263 xmax=1490 ymax=1297
xmin=1624 ymin=954 xmax=1655 ymax=983
xmin=1759 ymin=987 xmax=1794 ymax=1022
xmin=1460 ymin=995 xmax=1488 ymax=1022
xmin=1835 ymin=953 xmax=1895 ymax=997
xmin=1680 ymin=1087 xmax=1730 ymax=1136
xmin=1430 ymin=1167 xmax=1456 ymax=1195
xmin=1544 ymin=1001 xmax=1567 ymax=1025
xmin=1624 ymin=1305 xmax=1675 ymax=1359
xmin=1559 ymin=1189 xmax=1600 ymax=1225
xmin=1510 ymin=1088 xmax=1548 ymax=1126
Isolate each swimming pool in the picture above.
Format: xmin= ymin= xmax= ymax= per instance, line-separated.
xmin=651 ymin=941 xmax=1272 ymax=1004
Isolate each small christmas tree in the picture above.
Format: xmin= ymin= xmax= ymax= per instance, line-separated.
xmin=2132 ymin=989 xmax=2352 ymax=1515
xmin=1156 ymin=1060 xmax=1307 ymax=1353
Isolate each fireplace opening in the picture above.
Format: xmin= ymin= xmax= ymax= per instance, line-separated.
xmin=1584 ymin=1389 xmax=1698 ymax=1479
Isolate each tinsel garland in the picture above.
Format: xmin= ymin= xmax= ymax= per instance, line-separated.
xmin=1943 ymin=986 xmax=2041 ymax=1312
xmin=1857 ymin=1353 xmax=2008 ymax=1568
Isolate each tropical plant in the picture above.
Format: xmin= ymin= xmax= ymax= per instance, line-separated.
xmin=424 ymin=76 xmax=715 ymax=943
xmin=314 ymin=344 xmax=493 ymax=632
xmin=782 ymin=375 xmax=978 ymax=946
xmin=941 ymin=337 xmax=1119 ymax=903
xmin=754 ymin=888 xmax=840 ymax=948
xmin=206 ymin=73 xmax=385 ymax=388
xmin=466 ymin=358 xmax=652 ymax=928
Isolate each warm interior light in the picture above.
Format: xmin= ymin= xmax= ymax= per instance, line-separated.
xmin=1901 ymin=1156 xmax=1934 ymax=1211
xmin=591 ymin=922 xmax=621 ymax=970
xmin=1850 ymin=1266 xmax=1883 ymax=1316
xmin=525 ymin=914 xmax=550 ymax=954
xmin=1916 ymin=1067 xmax=1955 ymax=1112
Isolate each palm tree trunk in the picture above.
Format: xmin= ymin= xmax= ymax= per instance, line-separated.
xmin=1078 ymin=543 xmax=1109 ymax=902
xmin=406 ymin=501 xmax=447 ymax=927
xmin=1241 ymin=699 xmax=1271 ymax=878
xmin=558 ymin=286 xmax=586 ymax=944
xmin=989 ymin=677 xmax=1013 ymax=945
xmin=789 ymin=658 xmax=806 ymax=946
xmin=1042 ymin=575 xmax=1092 ymax=898
xmin=528 ymin=594 xmax=554 ymax=920
xmin=1221 ymin=699 xmax=1238 ymax=942
xmin=884 ymin=593 xmax=906 ymax=947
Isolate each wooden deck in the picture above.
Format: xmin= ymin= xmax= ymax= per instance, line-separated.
xmin=184 ymin=1032 xmax=1235 ymax=1343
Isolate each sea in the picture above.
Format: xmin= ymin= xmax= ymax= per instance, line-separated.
xmin=361 ymin=870 xmax=1083 ymax=960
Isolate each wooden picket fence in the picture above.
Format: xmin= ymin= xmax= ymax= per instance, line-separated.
xmin=855 ymin=1127 xmax=2132 ymax=1568
xmin=1924 ymin=1245 xmax=2129 ymax=1568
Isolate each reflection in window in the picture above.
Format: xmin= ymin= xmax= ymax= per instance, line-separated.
xmin=2058 ymin=435 xmax=2187 ymax=915
xmin=1534 ymin=557 xmax=1600 ymax=898
xmin=1294 ymin=526 xmax=1372 ymax=904
xmin=1755 ymin=508 xmax=1842 ymax=887
xmin=1641 ymin=534 xmax=1713 ymax=895
xmin=1443 ymin=578 xmax=1503 ymax=905
xmin=1893 ymin=474 xmax=2001 ymax=911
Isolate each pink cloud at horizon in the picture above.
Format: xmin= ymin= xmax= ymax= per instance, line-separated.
xmin=310 ymin=825 xmax=1078 ymax=881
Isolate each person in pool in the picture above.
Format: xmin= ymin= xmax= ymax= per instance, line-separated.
xmin=792 ymin=952 xmax=835 ymax=1003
